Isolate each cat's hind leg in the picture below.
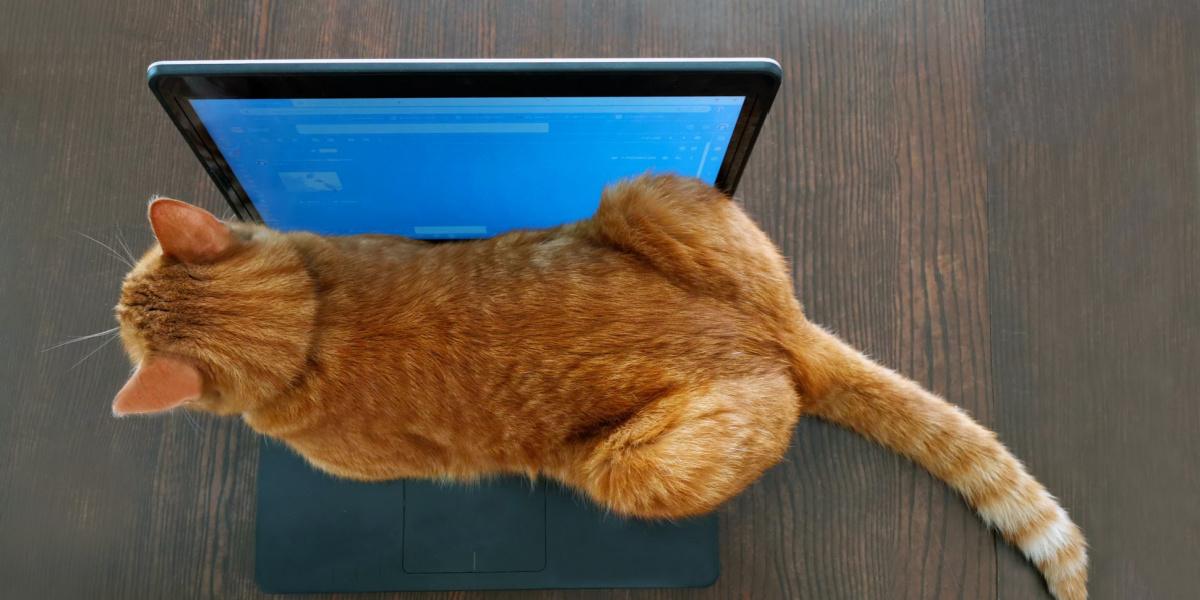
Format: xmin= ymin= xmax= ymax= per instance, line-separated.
xmin=586 ymin=174 xmax=795 ymax=308
xmin=567 ymin=373 xmax=799 ymax=519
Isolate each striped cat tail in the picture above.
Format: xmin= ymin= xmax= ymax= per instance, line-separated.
xmin=793 ymin=325 xmax=1088 ymax=600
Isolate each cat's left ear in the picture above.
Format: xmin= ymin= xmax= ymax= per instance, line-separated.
xmin=148 ymin=198 xmax=235 ymax=263
xmin=112 ymin=355 xmax=203 ymax=416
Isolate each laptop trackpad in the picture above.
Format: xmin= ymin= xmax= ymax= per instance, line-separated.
xmin=402 ymin=478 xmax=547 ymax=573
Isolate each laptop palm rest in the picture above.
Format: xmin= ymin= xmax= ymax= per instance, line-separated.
xmin=402 ymin=478 xmax=546 ymax=573
xmin=256 ymin=438 xmax=718 ymax=592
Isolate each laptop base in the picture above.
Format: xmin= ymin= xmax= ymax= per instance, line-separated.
xmin=255 ymin=439 xmax=719 ymax=592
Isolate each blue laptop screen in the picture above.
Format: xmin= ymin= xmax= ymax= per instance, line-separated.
xmin=189 ymin=96 xmax=744 ymax=238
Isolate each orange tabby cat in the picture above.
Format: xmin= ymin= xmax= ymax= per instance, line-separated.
xmin=113 ymin=175 xmax=1086 ymax=599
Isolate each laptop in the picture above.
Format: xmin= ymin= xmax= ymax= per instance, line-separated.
xmin=147 ymin=58 xmax=781 ymax=593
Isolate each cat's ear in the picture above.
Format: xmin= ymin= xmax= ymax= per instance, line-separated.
xmin=112 ymin=355 xmax=203 ymax=416
xmin=148 ymin=198 xmax=235 ymax=263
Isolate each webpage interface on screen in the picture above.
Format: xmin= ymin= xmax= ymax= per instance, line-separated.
xmin=190 ymin=96 xmax=745 ymax=238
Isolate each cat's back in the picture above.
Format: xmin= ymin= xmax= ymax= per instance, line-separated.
xmin=271 ymin=192 xmax=796 ymax=471
xmin=311 ymin=218 xmax=778 ymax=395
xmin=300 ymin=176 xmax=798 ymax=379
xmin=416 ymin=224 xmax=762 ymax=357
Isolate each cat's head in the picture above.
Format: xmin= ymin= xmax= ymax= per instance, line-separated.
xmin=112 ymin=199 xmax=317 ymax=417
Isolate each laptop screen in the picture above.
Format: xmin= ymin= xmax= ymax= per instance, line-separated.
xmin=189 ymin=96 xmax=744 ymax=238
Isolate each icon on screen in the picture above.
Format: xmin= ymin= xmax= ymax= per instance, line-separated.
xmin=278 ymin=171 xmax=343 ymax=192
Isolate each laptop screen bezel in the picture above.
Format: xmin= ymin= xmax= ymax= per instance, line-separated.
xmin=147 ymin=59 xmax=781 ymax=225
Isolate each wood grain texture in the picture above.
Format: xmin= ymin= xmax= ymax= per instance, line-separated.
xmin=0 ymin=1 xmax=1195 ymax=599
xmin=982 ymin=2 xmax=1200 ymax=599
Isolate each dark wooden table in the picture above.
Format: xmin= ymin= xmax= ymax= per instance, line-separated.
xmin=2 ymin=1 xmax=1197 ymax=598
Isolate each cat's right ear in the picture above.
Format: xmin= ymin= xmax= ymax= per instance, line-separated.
xmin=148 ymin=198 xmax=235 ymax=264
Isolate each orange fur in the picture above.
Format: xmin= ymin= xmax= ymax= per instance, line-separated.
xmin=115 ymin=175 xmax=1086 ymax=599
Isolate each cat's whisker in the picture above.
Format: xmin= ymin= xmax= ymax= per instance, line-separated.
xmin=67 ymin=331 xmax=119 ymax=371
xmin=180 ymin=409 xmax=202 ymax=433
xmin=77 ymin=231 xmax=134 ymax=268
xmin=42 ymin=326 xmax=120 ymax=352
xmin=114 ymin=227 xmax=138 ymax=264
